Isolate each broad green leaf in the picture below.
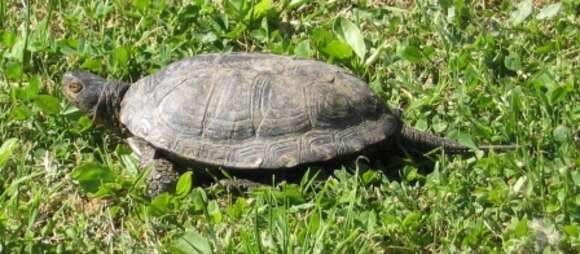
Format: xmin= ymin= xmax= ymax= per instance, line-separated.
xmin=248 ymin=0 xmax=273 ymax=20
xmin=77 ymin=116 xmax=93 ymax=132
xmin=58 ymin=38 xmax=80 ymax=55
xmin=510 ymin=86 xmax=523 ymax=114
xmin=132 ymin=0 xmax=151 ymax=11
xmin=397 ymin=41 xmax=423 ymax=63
xmin=226 ymin=198 xmax=248 ymax=218
xmin=457 ymin=132 xmax=477 ymax=150
xmin=547 ymin=84 xmax=571 ymax=105
xmin=311 ymin=28 xmax=334 ymax=47
xmin=207 ymin=200 xmax=222 ymax=224
xmin=288 ymin=0 xmax=309 ymax=9
xmin=35 ymin=95 xmax=60 ymax=115
xmin=7 ymin=34 xmax=26 ymax=62
xmin=361 ymin=170 xmax=380 ymax=186
xmin=431 ymin=116 xmax=447 ymax=133
xmin=365 ymin=210 xmax=377 ymax=231
xmin=488 ymin=183 xmax=508 ymax=205
xmin=113 ymin=47 xmax=130 ymax=67
xmin=249 ymin=18 xmax=269 ymax=42
xmin=414 ymin=119 xmax=428 ymax=131
xmin=150 ymin=193 xmax=171 ymax=215
xmin=93 ymin=182 xmax=124 ymax=198
xmin=404 ymin=167 xmax=420 ymax=182
xmin=321 ymin=40 xmax=352 ymax=59
xmin=402 ymin=212 xmax=421 ymax=230
xmin=368 ymin=80 xmax=384 ymax=95
xmin=120 ymin=154 xmax=139 ymax=176
xmin=553 ymin=125 xmax=570 ymax=142
xmin=224 ymin=0 xmax=249 ymax=19
xmin=546 ymin=202 xmax=560 ymax=213
xmin=1 ymin=31 xmax=17 ymax=47
xmin=175 ymin=171 xmax=193 ymax=197
xmin=71 ymin=162 xmax=116 ymax=193
xmin=0 ymin=138 xmax=18 ymax=170
xmin=273 ymin=184 xmax=305 ymax=204
xmin=532 ymin=71 xmax=571 ymax=105
xmin=510 ymin=0 xmax=532 ymax=25
xmin=201 ymin=32 xmax=218 ymax=43
xmin=168 ymin=229 xmax=212 ymax=254
xmin=334 ymin=17 xmax=367 ymax=60
xmin=307 ymin=212 xmax=321 ymax=232
xmin=22 ymin=75 xmax=41 ymax=101
xmin=572 ymin=171 xmax=580 ymax=187
xmin=288 ymin=186 xmax=307 ymax=205
xmin=504 ymin=53 xmax=522 ymax=71
xmin=438 ymin=0 xmax=453 ymax=9
xmin=5 ymin=61 xmax=23 ymax=80
xmin=382 ymin=215 xmax=398 ymax=226
xmin=81 ymin=58 xmax=102 ymax=72
xmin=0 ymin=94 xmax=8 ymax=104
xmin=294 ymin=40 xmax=312 ymax=58
xmin=10 ymin=105 xmax=33 ymax=120
xmin=94 ymin=1 xmax=113 ymax=18
xmin=537 ymin=3 xmax=561 ymax=20
xmin=532 ymin=71 xmax=556 ymax=90
xmin=563 ymin=224 xmax=579 ymax=237
xmin=191 ymin=187 xmax=207 ymax=212
xmin=514 ymin=218 xmax=529 ymax=237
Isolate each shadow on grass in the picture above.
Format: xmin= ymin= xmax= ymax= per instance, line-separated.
xmin=165 ymin=140 xmax=448 ymax=191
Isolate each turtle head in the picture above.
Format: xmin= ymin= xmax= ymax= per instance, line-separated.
xmin=62 ymin=71 xmax=129 ymax=131
xmin=62 ymin=71 xmax=107 ymax=114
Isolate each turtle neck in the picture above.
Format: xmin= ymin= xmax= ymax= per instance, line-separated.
xmin=94 ymin=80 xmax=130 ymax=134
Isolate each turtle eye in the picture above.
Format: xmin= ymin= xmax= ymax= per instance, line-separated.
xmin=68 ymin=82 xmax=83 ymax=93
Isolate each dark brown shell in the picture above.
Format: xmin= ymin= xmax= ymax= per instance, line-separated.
xmin=119 ymin=53 xmax=400 ymax=169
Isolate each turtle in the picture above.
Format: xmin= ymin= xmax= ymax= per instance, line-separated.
xmin=62 ymin=53 xmax=491 ymax=196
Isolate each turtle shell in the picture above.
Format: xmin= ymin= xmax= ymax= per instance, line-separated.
xmin=119 ymin=53 xmax=400 ymax=169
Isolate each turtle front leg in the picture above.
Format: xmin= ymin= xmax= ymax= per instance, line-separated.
xmin=146 ymin=157 xmax=180 ymax=196
xmin=127 ymin=137 xmax=180 ymax=196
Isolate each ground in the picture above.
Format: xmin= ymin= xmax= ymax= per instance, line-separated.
xmin=0 ymin=0 xmax=578 ymax=253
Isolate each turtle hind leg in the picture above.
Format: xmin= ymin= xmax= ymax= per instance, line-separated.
xmin=147 ymin=157 xmax=180 ymax=196
xmin=127 ymin=137 xmax=180 ymax=197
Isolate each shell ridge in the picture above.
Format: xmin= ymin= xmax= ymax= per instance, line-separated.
xmin=254 ymin=74 xmax=273 ymax=137
xmin=209 ymin=70 xmax=240 ymax=142
xmin=249 ymin=74 xmax=257 ymax=136
xmin=302 ymin=85 xmax=316 ymax=128
xmin=199 ymin=71 xmax=219 ymax=138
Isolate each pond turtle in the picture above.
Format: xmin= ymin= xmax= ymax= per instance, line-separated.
xmin=63 ymin=53 xmax=481 ymax=196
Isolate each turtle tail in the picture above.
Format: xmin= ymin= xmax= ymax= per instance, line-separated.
xmin=398 ymin=125 xmax=520 ymax=155
xmin=398 ymin=125 xmax=469 ymax=154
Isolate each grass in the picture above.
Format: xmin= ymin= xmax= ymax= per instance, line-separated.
xmin=0 ymin=0 xmax=578 ymax=253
